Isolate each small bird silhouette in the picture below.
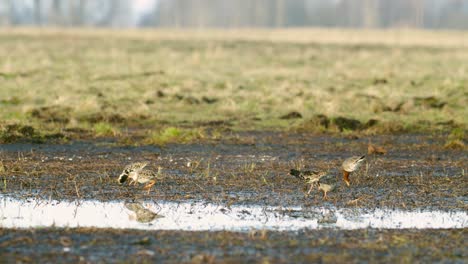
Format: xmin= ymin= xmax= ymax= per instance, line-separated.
xmin=290 ymin=169 xmax=328 ymax=195
xmin=341 ymin=155 xmax=366 ymax=186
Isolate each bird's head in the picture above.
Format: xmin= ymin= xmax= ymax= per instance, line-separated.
xmin=118 ymin=162 xmax=147 ymax=184
xmin=118 ymin=169 xmax=130 ymax=184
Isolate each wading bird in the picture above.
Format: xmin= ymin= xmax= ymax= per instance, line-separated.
xmin=290 ymin=169 xmax=328 ymax=195
xmin=131 ymin=168 xmax=161 ymax=194
xmin=118 ymin=162 xmax=160 ymax=193
xmin=317 ymin=182 xmax=335 ymax=199
xmin=341 ymin=155 xmax=366 ymax=186
xmin=118 ymin=162 xmax=148 ymax=184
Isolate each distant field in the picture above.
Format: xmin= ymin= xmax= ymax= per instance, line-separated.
xmin=0 ymin=28 xmax=466 ymax=143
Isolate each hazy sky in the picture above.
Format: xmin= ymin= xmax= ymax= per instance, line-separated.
xmin=134 ymin=0 xmax=156 ymax=14
xmin=133 ymin=0 xmax=157 ymax=25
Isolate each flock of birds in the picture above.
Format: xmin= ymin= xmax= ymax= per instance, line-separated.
xmin=290 ymin=155 xmax=366 ymax=199
xmin=117 ymin=155 xmax=367 ymax=199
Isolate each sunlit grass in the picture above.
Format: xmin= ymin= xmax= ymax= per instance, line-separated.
xmin=144 ymin=127 xmax=205 ymax=145
xmin=93 ymin=122 xmax=119 ymax=137
xmin=0 ymin=28 xmax=466 ymax=141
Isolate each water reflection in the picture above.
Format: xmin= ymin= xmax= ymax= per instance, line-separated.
xmin=0 ymin=196 xmax=466 ymax=231
xmin=124 ymin=202 xmax=163 ymax=223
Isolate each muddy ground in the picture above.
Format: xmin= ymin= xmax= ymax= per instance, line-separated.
xmin=1 ymin=228 xmax=466 ymax=263
xmin=0 ymin=132 xmax=466 ymax=209
xmin=0 ymin=132 xmax=467 ymax=262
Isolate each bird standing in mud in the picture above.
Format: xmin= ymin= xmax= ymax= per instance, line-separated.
xmin=341 ymin=155 xmax=366 ymax=186
xmin=133 ymin=167 xmax=162 ymax=194
xmin=290 ymin=169 xmax=328 ymax=195
xmin=118 ymin=162 xmax=161 ymax=194
xmin=317 ymin=182 xmax=335 ymax=200
xmin=118 ymin=162 xmax=148 ymax=184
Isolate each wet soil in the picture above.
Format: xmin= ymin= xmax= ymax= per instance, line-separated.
xmin=0 ymin=132 xmax=466 ymax=262
xmin=0 ymin=132 xmax=466 ymax=210
xmin=0 ymin=228 xmax=466 ymax=263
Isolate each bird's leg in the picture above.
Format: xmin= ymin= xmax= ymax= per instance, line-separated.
xmin=143 ymin=181 xmax=156 ymax=189
xmin=343 ymin=170 xmax=350 ymax=186
xmin=143 ymin=180 xmax=156 ymax=194
xmin=131 ymin=177 xmax=140 ymax=186
xmin=306 ymin=183 xmax=315 ymax=195
xmin=323 ymin=191 xmax=328 ymax=200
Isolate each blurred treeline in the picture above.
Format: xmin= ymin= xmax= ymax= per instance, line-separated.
xmin=1 ymin=0 xmax=468 ymax=29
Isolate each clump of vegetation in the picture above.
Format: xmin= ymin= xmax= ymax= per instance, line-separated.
xmin=93 ymin=122 xmax=119 ymax=137
xmin=298 ymin=115 xmax=380 ymax=133
xmin=144 ymin=127 xmax=205 ymax=145
xmin=0 ymin=96 xmax=21 ymax=105
xmin=0 ymin=123 xmax=66 ymax=143
xmin=0 ymin=124 xmax=43 ymax=143
xmin=331 ymin=117 xmax=363 ymax=131
xmin=444 ymin=127 xmax=466 ymax=149
xmin=80 ymin=112 xmax=126 ymax=124
xmin=413 ymin=96 xmax=447 ymax=109
xmin=29 ymin=106 xmax=72 ymax=124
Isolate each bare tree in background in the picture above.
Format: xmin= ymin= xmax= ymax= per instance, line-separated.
xmin=253 ymin=0 xmax=268 ymax=27
xmin=49 ymin=0 xmax=62 ymax=25
xmin=363 ymin=0 xmax=378 ymax=28
xmin=275 ymin=0 xmax=285 ymax=27
xmin=1 ymin=0 xmax=468 ymax=29
xmin=70 ymin=0 xmax=86 ymax=26
xmin=411 ymin=0 xmax=424 ymax=28
xmin=0 ymin=0 xmax=10 ymax=25
xmin=34 ymin=0 xmax=41 ymax=25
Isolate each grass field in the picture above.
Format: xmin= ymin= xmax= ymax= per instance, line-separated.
xmin=0 ymin=28 xmax=466 ymax=144
xmin=0 ymin=28 xmax=466 ymax=263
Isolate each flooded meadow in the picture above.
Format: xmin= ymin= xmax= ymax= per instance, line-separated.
xmin=1 ymin=132 xmax=466 ymax=262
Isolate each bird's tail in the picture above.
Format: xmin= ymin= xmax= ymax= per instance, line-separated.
xmin=290 ymin=169 xmax=305 ymax=180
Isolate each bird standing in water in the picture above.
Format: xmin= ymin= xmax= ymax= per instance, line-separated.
xmin=341 ymin=155 xmax=366 ymax=186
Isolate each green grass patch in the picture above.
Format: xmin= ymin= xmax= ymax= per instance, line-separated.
xmin=444 ymin=127 xmax=466 ymax=149
xmin=93 ymin=122 xmax=119 ymax=137
xmin=144 ymin=127 xmax=205 ymax=145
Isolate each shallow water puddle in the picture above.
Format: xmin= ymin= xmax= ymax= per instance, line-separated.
xmin=1 ymin=196 xmax=466 ymax=231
